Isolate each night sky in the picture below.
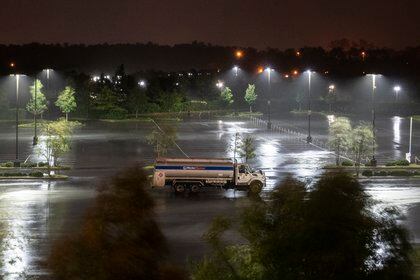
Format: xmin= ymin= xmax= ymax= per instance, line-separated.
xmin=1 ymin=0 xmax=419 ymax=49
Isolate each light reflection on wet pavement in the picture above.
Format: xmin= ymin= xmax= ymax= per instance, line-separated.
xmin=0 ymin=116 xmax=419 ymax=278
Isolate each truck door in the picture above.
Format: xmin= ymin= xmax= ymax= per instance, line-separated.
xmin=237 ymin=164 xmax=251 ymax=185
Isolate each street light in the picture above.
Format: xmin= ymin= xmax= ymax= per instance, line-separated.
xmin=235 ymin=50 xmax=243 ymax=59
xmin=43 ymin=69 xmax=53 ymax=116
xmin=368 ymin=74 xmax=379 ymax=166
xmin=233 ymin=66 xmax=239 ymax=77
xmin=138 ymin=80 xmax=147 ymax=88
xmin=10 ymin=74 xmax=25 ymax=166
xmin=32 ymin=78 xmax=39 ymax=145
xmin=393 ymin=85 xmax=401 ymax=102
xmin=216 ymin=81 xmax=224 ymax=89
xmin=265 ymin=67 xmax=273 ymax=130
xmin=306 ymin=70 xmax=314 ymax=143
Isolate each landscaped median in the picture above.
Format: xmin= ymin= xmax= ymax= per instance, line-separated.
xmin=0 ymin=172 xmax=68 ymax=180
xmin=0 ymin=161 xmax=70 ymax=180
xmin=324 ymin=163 xmax=420 ymax=178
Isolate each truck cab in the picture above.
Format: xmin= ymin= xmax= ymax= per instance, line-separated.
xmin=235 ymin=163 xmax=266 ymax=193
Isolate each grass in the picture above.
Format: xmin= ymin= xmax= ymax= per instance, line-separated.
xmin=100 ymin=117 xmax=153 ymax=123
xmin=324 ymin=164 xmax=420 ymax=169
xmin=18 ymin=120 xmax=51 ymax=128
xmin=412 ymin=115 xmax=420 ymax=122
xmin=0 ymin=166 xmax=71 ymax=170
xmin=290 ymin=110 xmax=330 ymax=117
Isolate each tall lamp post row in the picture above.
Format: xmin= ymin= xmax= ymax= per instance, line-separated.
xmin=217 ymin=68 xmax=403 ymax=154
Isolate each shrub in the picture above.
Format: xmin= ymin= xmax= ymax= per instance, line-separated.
xmin=1 ymin=161 xmax=14 ymax=168
xmin=341 ymin=160 xmax=353 ymax=166
xmin=29 ymin=171 xmax=44 ymax=177
xmin=105 ymin=107 xmax=128 ymax=119
xmin=21 ymin=162 xmax=37 ymax=168
xmin=385 ymin=159 xmax=410 ymax=166
xmin=389 ymin=170 xmax=412 ymax=176
xmin=377 ymin=170 xmax=388 ymax=176
xmin=38 ymin=162 xmax=49 ymax=167
xmin=3 ymin=172 xmax=25 ymax=177
xmin=362 ymin=170 xmax=373 ymax=177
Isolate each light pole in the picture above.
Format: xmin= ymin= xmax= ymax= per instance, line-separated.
xmin=265 ymin=67 xmax=273 ymax=130
xmin=306 ymin=70 xmax=313 ymax=143
xmin=370 ymin=74 xmax=378 ymax=166
xmin=11 ymin=74 xmax=23 ymax=166
xmin=33 ymin=78 xmax=39 ymax=145
xmin=328 ymin=84 xmax=335 ymax=112
xmin=233 ymin=66 xmax=239 ymax=115
xmin=393 ymin=85 xmax=401 ymax=102
xmin=43 ymin=69 xmax=52 ymax=117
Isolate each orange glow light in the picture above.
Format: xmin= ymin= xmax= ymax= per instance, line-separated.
xmin=257 ymin=66 xmax=264 ymax=74
xmin=292 ymin=70 xmax=299 ymax=75
xmin=10 ymin=62 xmax=15 ymax=67
xmin=296 ymin=51 xmax=301 ymax=56
xmin=235 ymin=50 xmax=244 ymax=59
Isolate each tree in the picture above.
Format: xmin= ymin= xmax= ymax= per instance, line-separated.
xmin=193 ymin=172 xmax=413 ymax=280
xmin=37 ymin=120 xmax=76 ymax=175
xmin=244 ymin=84 xmax=257 ymax=112
xmin=26 ymin=79 xmax=48 ymax=120
xmin=128 ymin=87 xmax=148 ymax=118
xmin=48 ymin=167 xmax=186 ymax=280
xmin=220 ymin=87 xmax=234 ymax=107
xmin=350 ymin=124 xmax=375 ymax=176
xmin=328 ymin=117 xmax=352 ymax=165
xmin=147 ymin=123 xmax=178 ymax=158
xmin=238 ymin=136 xmax=256 ymax=163
xmin=56 ymin=86 xmax=77 ymax=121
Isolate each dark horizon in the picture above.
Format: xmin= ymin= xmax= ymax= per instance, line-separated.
xmin=2 ymin=0 xmax=420 ymax=50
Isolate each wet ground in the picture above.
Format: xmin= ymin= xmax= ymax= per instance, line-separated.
xmin=0 ymin=114 xmax=419 ymax=279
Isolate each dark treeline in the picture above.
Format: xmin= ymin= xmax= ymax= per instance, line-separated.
xmin=1 ymin=39 xmax=420 ymax=120
xmin=1 ymin=39 xmax=420 ymax=78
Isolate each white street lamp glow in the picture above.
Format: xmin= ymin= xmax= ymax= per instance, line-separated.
xmin=216 ymin=81 xmax=224 ymax=89
xmin=233 ymin=66 xmax=239 ymax=76
xmin=138 ymin=80 xmax=146 ymax=88
xmin=393 ymin=85 xmax=401 ymax=102
xmin=329 ymin=84 xmax=335 ymax=90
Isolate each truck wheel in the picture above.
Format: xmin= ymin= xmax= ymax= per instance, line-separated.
xmin=190 ymin=185 xmax=200 ymax=193
xmin=174 ymin=184 xmax=185 ymax=193
xmin=249 ymin=181 xmax=263 ymax=194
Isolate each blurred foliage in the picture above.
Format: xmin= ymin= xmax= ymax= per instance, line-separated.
xmin=48 ymin=167 xmax=186 ymax=280
xmin=192 ymin=172 xmax=414 ymax=280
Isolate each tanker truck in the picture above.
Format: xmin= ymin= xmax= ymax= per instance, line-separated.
xmin=152 ymin=158 xmax=265 ymax=194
